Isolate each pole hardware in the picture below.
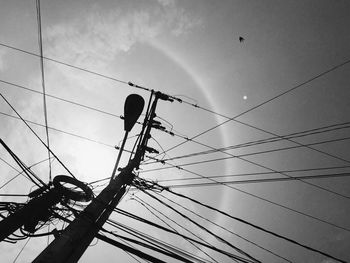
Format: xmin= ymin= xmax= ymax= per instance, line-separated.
xmin=3 ymin=92 xmax=173 ymax=262
xmin=0 ymin=175 xmax=93 ymax=241
xmin=53 ymin=175 xmax=93 ymax=202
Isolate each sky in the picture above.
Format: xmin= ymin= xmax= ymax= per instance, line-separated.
xmin=0 ymin=0 xmax=350 ymax=262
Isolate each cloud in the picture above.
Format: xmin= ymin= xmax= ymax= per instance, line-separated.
xmin=44 ymin=2 xmax=201 ymax=70
xmin=156 ymin=0 xmax=176 ymax=7
xmin=320 ymin=260 xmax=337 ymax=263
xmin=0 ymin=48 xmax=7 ymax=71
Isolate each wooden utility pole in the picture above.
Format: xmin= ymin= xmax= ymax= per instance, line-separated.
xmin=33 ymin=92 xmax=168 ymax=262
xmin=0 ymin=189 xmax=61 ymax=242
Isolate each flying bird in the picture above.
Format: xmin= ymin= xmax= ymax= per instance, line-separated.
xmin=239 ymin=36 xmax=245 ymax=43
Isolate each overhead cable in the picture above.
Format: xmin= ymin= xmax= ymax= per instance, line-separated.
xmin=35 ymin=0 xmax=52 ymax=182
xmin=156 ymin=192 xmax=292 ymax=262
xmin=163 ymin=188 xmax=348 ymax=263
xmin=131 ymin=195 xmax=220 ymax=263
xmin=144 ymin=121 xmax=350 ymax=164
xmin=157 ymin=165 xmax=350 ymax=183
xmin=163 ymin=172 xmax=350 ymax=188
xmin=114 ymin=208 xmax=256 ymax=262
xmin=155 ymin=57 xmax=350 ymax=158
xmin=142 ymin=190 xmax=261 ymax=263
xmin=0 ymin=92 xmax=77 ymax=179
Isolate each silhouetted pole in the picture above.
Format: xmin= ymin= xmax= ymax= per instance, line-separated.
xmin=0 ymin=189 xmax=60 ymax=242
xmin=33 ymin=94 xmax=165 ymax=263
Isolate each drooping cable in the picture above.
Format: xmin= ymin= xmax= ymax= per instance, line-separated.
xmin=0 ymin=92 xmax=76 ymax=179
xmin=96 ymin=233 xmax=167 ymax=263
xmin=139 ymin=164 xmax=350 ymax=232
xmin=163 ymin=187 xmax=348 ymax=263
xmin=35 ymin=0 xmax=52 ymax=182
xmin=0 ymin=138 xmax=47 ymax=188
xmin=141 ymin=190 xmax=261 ymax=263
xmin=156 ymin=192 xmax=292 ymax=262
xmin=54 ymin=199 xmax=203 ymax=263
xmin=141 ymin=136 xmax=350 ymax=199
xmin=12 ymin=237 xmax=31 ymax=263
xmin=131 ymin=195 xmax=220 ymax=263
xmin=141 ymin=132 xmax=350 ymax=200
xmin=104 ymin=222 xmax=199 ymax=263
xmin=114 ymin=208 xmax=256 ymax=262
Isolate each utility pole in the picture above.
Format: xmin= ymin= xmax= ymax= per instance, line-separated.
xmin=33 ymin=92 xmax=171 ymax=262
xmin=0 ymin=188 xmax=60 ymax=242
xmin=0 ymin=140 xmax=93 ymax=242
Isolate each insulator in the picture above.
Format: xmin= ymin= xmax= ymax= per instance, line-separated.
xmin=156 ymin=91 xmax=174 ymax=102
xmin=144 ymin=146 xmax=159 ymax=154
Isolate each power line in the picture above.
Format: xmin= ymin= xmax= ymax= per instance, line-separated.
xmin=52 ymin=212 xmax=164 ymax=263
xmin=0 ymin=157 xmax=21 ymax=173
xmin=157 ymin=165 xmax=350 ymax=183
xmin=140 ymin=135 xmax=350 ymax=200
xmin=144 ymin=121 xmax=350 ymax=164
xmin=35 ymin=0 xmax=52 ymax=182
xmin=137 ymin=171 xmax=350 ymax=232
xmin=105 ymin=219 xmax=216 ymax=263
xmin=0 ymin=92 xmax=77 ymax=179
xmin=142 ymin=190 xmax=261 ymax=263
xmin=0 ymin=194 xmax=28 ymax=197
xmin=113 ymin=208 xmax=256 ymax=263
xmin=156 ymin=192 xmax=292 ymax=262
xmin=8 ymin=71 xmax=341 ymax=200
xmin=163 ymin=172 xmax=350 ymax=188
xmin=0 ymin=157 xmax=52 ymax=191
xmin=0 ymin=111 xmax=115 ymax=148
xmin=154 ymin=57 xmax=350 ymax=160
xmin=2 ymin=41 xmax=350 ymax=169
xmin=96 ymin=233 xmax=168 ymax=263
xmin=0 ymin=42 xmax=142 ymax=90
xmin=131 ymin=195 xmax=220 ymax=263
xmin=143 ymin=136 xmax=350 ymax=172
xmin=233 ymin=119 xmax=350 ymax=166
xmin=4 ymin=94 xmax=346 ymax=200
xmin=0 ymin=79 xmax=124 ymax=120
xmin=1 ymin=28 xmax=349 ymax=263
xmin=12 ymin=237 xmax=31 ymax=263
xmin=11 ymin=74 xmax=348 ymax=178
xmin=1 ymin=139 xmax=47 ymax=188
xmin=162 ymin=188 xmax=348 ymax=263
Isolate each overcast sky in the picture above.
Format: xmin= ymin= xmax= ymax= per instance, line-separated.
xmin=0 ymin=0 xmax=350 ymax=262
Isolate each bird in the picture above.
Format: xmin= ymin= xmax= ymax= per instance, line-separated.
xmin=239 ymin=36 xmax=245 ymax=43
